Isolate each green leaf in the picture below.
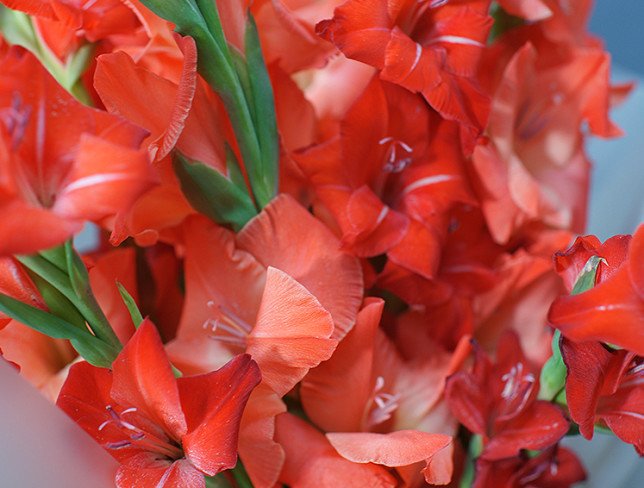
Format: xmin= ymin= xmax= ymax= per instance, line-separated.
xmin=230 ymin=461 xmax=254 ymax=488
xmin=138 ymin=0 xmax=236 ymax=97
xmin=205 ymin=474 xmax=234 ymax=488
xmin=0 ymin=293 xmax=117 ymax=367
xmin=116 ymin=282 xmax=144 ymax=328
xmin=459 ymin=434 xmax=483 ymax=488
xmin=39 ymin=245 xmax=69 ymax=272
xmin=136 ymin=1 xmax=204 ymax=34
xmin=18 ymin=252 xmax=121 ymax=349
xmin=230 ymin=48 xmax=254 ymax=114
xmin=173 ymin=152 xmax=257 ymax=231
xmin=244 ymin=14 xmax=279 ymax=208
xmin=538 ymin=330 xmax=567 ymax=402
xmin=29 ymin=273 xmax=86 ymax=330
xmin=571 ymin=255 xmax=604 ymax=295
xmin=64 ymin=240 xmax=91 ymax=300
xmin=225 ymin=144 xmax=248 ymax=191
xmin=138 ymin=1 xmax=277 ymax=212
xmin=194 ymin=0 xmax=228 ymax=50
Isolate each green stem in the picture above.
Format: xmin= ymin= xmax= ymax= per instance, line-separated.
xmin=16 ymin=254 xmax=121 ymax=349
xmin=459 ymin=435 xmax=483 ymax=488
xmin=231 ymin=461 xmax=254 ymax=488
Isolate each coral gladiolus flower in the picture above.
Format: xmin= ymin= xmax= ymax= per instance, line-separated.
xmin=445 ymin=333 xmax=569 ymax=460
xmin=549 ymin=226 xmax=644 ymax=355
xmin=0 ymin=48 xmax=151 ymax=255
xmin=167 ymin=194 xmax=362 ymax=486
xmin=496 ymin=0 xmax=552 ymax=21
xmin=301 ymin=298 xmax=464 ymax=484
xmin=57 ymin=320 xmax=261 ymax=488
xmin=275 ymin=413 xmax=398 ymax=487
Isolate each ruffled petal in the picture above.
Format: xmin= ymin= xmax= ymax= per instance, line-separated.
xmin=247 ymin=267 xmax=337 ymax=396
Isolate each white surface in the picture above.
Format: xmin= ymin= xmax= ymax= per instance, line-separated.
xmin=0 ymin=360 xmax=117 ymax=488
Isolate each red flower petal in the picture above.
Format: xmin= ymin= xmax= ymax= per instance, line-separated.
xmin=497 ymin=0 xmax=552 ymax=21
xmin=629 ymin=225 xmax=644 ymax=299
xmin=115 ymin=455 xmax=204 ymax=488
xmin=178 ymin=354 xmax=261 ymax=475
xmin=111 ymin=320 xmax=187 ymax=441
xmin=484 ymin=401 xmax=568 ymax=460
xmin=559 ymin=339 xmax=612 ymax=438
xmin=549 ymin=263 xmax=644 ymax=355
xmin=238 ymin=385 xmax=286 ymax=488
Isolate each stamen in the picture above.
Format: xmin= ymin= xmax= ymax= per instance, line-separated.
xmin=499 ymin=362 xmax=536 ymax=418
xmin=379 ymin=137 xmax=414 ymax=173
xmin=99 ymin=405 xmax=184 ymax=459
xmin=105 ymin=440 xmax=132 ymax=450
xmin=203 ymin=301 xmax=252 ymax=348
xmin=0 ymin=92 xmax=32 ymax=150
xmin=368 ymin=376 xmax=400 ymax=427
xmin=501 ymin=363 xmax=535 ymax=399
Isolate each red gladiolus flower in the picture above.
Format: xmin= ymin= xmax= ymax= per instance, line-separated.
xmin=548 ymin=225 xmax=644 ymax=355
xmin=317 ymin=0 xmax=492 ymax=146
xmin=297 ymin=76 xmax=475 ymax=279
xmin=445 ymin=333 xmax=569 ymax=460
xmin=560 ymin=338 xmax=643 ymax=454
xmin=473 ymin=444 xmax=585 ymax=488
xmin=57 ymin=320 xmax=261 ymax=488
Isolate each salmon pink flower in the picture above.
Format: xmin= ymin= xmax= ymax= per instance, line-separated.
xmin=275 ymin=412 xmax=398 ymax=487
xmin=57 ymin=319 xmax=261 ymax=487
xmin=252 ymin=0 xmax=342 ymax=73
xmin=445 ymin=332 xmax=569 ymax=460
xmin=301 ymin=298 xmax=467 ymax=484
xmin=472 ymin=37 xmax=620 ymax=244
xmin=166 ymin=194 xmax=362 ymax=487
xmin=0 ymin=256 xmax=46 ymax=328
xmin=496 ymin=0 xmax=552 ymax=21
xmin=376 ymin=204 xmax=501 ymax=351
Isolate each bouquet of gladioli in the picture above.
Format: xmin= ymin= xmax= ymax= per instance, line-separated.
xmin=0 ymin=0 xmax=641 ymax=486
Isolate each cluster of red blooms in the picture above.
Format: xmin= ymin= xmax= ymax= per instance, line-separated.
xmin=0 ymin=0 xmax=641 ymax=487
